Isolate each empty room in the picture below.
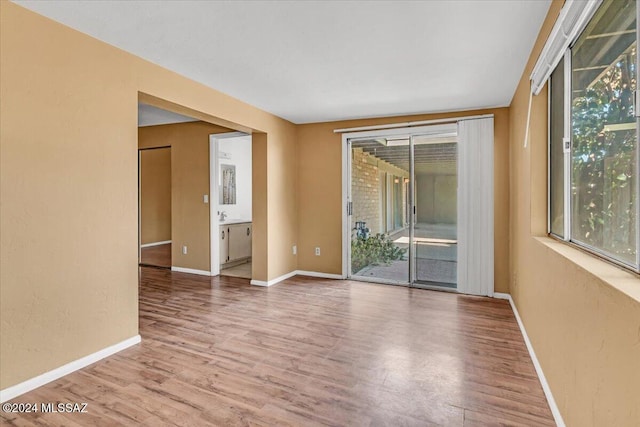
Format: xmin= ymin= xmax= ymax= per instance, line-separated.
xmin=1 ymin=1 xmax=638 ymax=426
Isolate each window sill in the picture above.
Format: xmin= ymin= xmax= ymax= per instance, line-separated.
xmin=534 ymin=236 xmax=640 ymax=303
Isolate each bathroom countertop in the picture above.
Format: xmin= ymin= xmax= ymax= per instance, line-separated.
xmin=219 ymin=219 xmax=252 ymax=225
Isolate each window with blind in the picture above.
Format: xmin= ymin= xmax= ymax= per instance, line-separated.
xmin=549 ymin=0 xmax=639 ymax=270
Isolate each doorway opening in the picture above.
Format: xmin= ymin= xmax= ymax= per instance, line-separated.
xmin=344 ymin=124 xmax=458 ymax=290
xmin=139 ymin=145 xmax=172 ymax=268
xmin=210 ymin=133 xmax=253 ymax=279
xmin=137 ymin=101 xmax=238 ymax=276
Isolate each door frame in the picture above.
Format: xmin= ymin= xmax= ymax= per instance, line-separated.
xmin=209 ymin=131 xmax=249 ymax=276
xmin=341 ymin=123 xmax=457 ymax=284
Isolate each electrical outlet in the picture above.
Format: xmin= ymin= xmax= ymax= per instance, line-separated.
xmin=292 ymin=245 xmax=297 ymax=255
xmin=315 ymin=247 xmax=321 ymax=256
xmin=182 ymin=246 xmax=188 ymax=255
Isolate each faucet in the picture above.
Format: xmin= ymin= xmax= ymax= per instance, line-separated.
xmin=219 ymin=211 xmax=227 ymax=221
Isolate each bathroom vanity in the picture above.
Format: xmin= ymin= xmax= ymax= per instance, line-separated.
xmin=219 ymin=220 xmax=252 ymax=266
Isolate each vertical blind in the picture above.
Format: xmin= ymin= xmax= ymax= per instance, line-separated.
xmin=457 ymin=117 xmax=494 ymax=296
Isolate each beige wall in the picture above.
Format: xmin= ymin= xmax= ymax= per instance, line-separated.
xmin=251 ymin=133 xmax=269 ymax=280
xmin=266 ymin=124 xmax=299 ymax=280
xmin=296 ymin=108 xmax=510 ymax=292
xmin=139 ymin=121 xmax=232 ymax=272
xmin=416 ymin=174 xmax=457 ymax=225
xmin=509 ymin=1 xmax=640 ymax=425
xmin=0 ymin=2 xmax=297 ymax=389
xmin=140 ymin=147 xmax=171 ymax=245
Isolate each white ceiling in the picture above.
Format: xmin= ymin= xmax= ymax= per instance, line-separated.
xmin=138 ymin=103 xmax=197 ymax=127
xmin=16 ymin=0 xmax=551 ymax=124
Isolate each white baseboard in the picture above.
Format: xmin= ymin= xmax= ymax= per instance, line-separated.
xmin=171 ymin=266 xmax=212 ymax=276
xmin=249 ymin=279 xmax=269 ymax=286
xmin=140 ymin=240 xmax=171 ymax=248
xmin=493 ymin=292 xmax=510 ymax=300
xmin=0 ymin=335 xmax=141 ymax=403
xmin=295 ymin=270 xmax=343 ymax=280
xmin=494 ymin=293 xmax=565 ymax=427
xmin=250 ymin=270 xmax=344 ymax=287
xmin=250 ymin=270 xmax=297 ymax=287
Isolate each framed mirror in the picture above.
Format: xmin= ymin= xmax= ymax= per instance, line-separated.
xmin=220 ymin=164 xmax=236 ymax=205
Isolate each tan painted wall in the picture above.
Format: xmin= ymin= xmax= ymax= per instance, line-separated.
xmin=139 ymin=122 xmax=232 ymax=272
xmin=509 ymin=1 xmax=640 ymax=425
xmin=416 ymin=174 xmax=457 ymax=225
xmin=266 ymin=124 xmax=298 ymax=280
xmin=140 ymin=147 xmax=172 ymax=245
xmin=296 ymin=108 xmax=510 ymax=292
xmin=0 ymin=2 xmax=297 ymax=389
xmin=251 ymin=133 xmax=269 ymax=280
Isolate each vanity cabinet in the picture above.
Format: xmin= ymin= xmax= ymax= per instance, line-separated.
xmin=220 ymin=222 xmax=252 ymax=264
xmin=220 ymin=227 xmax=229 ymax=265
xmin=229 ymin=223 xmax=252 ymax=261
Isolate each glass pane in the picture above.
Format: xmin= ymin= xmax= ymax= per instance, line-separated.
xmin=571 ymin=0 xmax=637 ymax=265
xmin=350 ymin=138 xmax=409 ymax=282
xmin=413 ymin=138 xmax=457 ymax=287
xmin=550 ymin=58 xmax=565 ymax=237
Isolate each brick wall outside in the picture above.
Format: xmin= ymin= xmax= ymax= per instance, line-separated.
xmin=351 ymin=148 xmax=409 ymax=236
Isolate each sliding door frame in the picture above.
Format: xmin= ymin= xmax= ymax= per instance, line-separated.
xmin=341 ymin=124 xmax=457 ymax=286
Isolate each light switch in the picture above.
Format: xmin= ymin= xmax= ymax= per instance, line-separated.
xmin=203 ymin=195 xmax=209 ymax=203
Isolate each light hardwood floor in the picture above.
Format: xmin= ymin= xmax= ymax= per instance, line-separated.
xmin=140 ymin=243 xmax=171 ymax=268
xmin=2 ymin=267 xmax=554 ymax=426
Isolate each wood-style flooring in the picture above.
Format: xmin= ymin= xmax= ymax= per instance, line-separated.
xmin=140 ymin=243 xmax=171 ymax=268
xmin=2 ymin=267 xmax=554 ymax=426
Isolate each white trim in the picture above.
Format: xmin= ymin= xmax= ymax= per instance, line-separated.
xmin=562 ymin=50 xmax=572 ymax=242
xmin=342 ymin=123 xmax=458 ymax=141
xmin=547 ymin=79 xmax=551 ymax=234
xmin=140 ymin=240 xmax=171 ymax=248
xmin=493 ymin=293 xmax=566 ymax=427
xmin=209 ymin=132 xmax=249 ymax=278
xmin=250 ymin=270 xmax=297 ymax=287
xmin=530 ymin=0 xmax=603 ymax=95
xmin=334 ymin=114 xmax=493 ymax=133
xmin=0 ymin=335 xmax=141 ymax=403
xmin=171 ymin=266 xmax=212 ymax=276
xmin=138 ymin=150 xmax=142 ymax=263
xmin=249 ymin=270 xmax=343 ymax=287
xmin=295 ymin=270 xmax=343 ymax=280
xmin=523 ymin=90 xmax=533 ymax=148
xmin=249 ymin=279 xmax=270 ymax=286
xmin=341 ymin=133 xmax=350 ymax=279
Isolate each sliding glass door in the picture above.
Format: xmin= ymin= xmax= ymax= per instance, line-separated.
xmin=347 ymin=126 xmax=458 ymax=289
xmin=349 ymin=137 xmax=410 ymax=284
xmin=411 ymin=134 xmax=458 ymax=289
